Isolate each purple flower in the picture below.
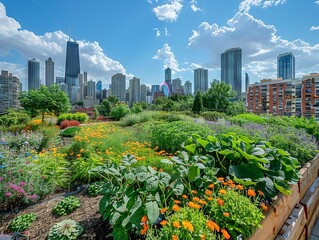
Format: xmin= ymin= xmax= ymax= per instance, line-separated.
xmin=9 ymin=183 xmax=20 ymax=191
xmin=19 ymin=182 xmax=26 ymax=187
xmin=5 ymin=192 xmax=12 ymax=197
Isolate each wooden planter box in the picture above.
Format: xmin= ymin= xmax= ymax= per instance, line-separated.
xmin=250 ymin=155 xmax=319 ymax=240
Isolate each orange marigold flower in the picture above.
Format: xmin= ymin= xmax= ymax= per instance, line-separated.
xmin=258 ymin=190 xmax=264 ymax=196
xmin=219 ymin=189 xmax=227 ymax=195
xmin=227 ymin=180 xmax=234 ymax=184
xmin=182 ymin=220 xmax=194 ymax=232
xmin=160 ymin=208 xmax=167 ymax=214
xmin=222 ymin=182 xmax=228 ymax=186
xmin=260 ymin=203 xmax=268 ymax=212
xmin=173 ymin=221 xmax=181 ymax=228
xmin=217 ymin=198 xmax=224 ymax=206
xmin=193 ymin=197 xmax=200 ymax=202
xmin=172 ymin=235 xmax=178 ymax=240
xmin=191 ymin=190 xmax=198 ymax=194
xmin=172 ymin=205 xmax=180 ymax=211
xmin=182 ymin=194 xmax=188 ymax=199
xmin=236 ymin=185 xmax=244 ymax=190
xmin=205 ymin=190 xmax=213 ymax=196
xmin=174 ymin=200 xmax=181 ymax=204
xmin=208 ymin=184 xmax=215 ymax=189
xmin=223 ymin=212 xmax=230 ymax=217
xmin=206 ymin=196 xmax=213 ymax=201
xmin=221 ymin=229 xmax=231 ymax=239
xmin=198 ymin=199 xmax=207 ymax=205
xmin=201 ymin=235 xmax=206 ymax=240
xmin=79 ymin=149 xmax=84 ymax=153
xmin=217 ymin=177 xmax=224 ymax=181
xmin=160 ymin=220 xmax=167 ymax=226
xmin=141 ymin=216 xmax=148 ymax=223
xmin=76 ymin=154 xmax=81 ymax=158
xmin=140 ymin=223 xmax=148 ymax=235
xmin=188 ymin=201 xmax=201 ymax=209
xmin=206 ymin=220 xmax=220 ymax=232
xmin=152 ymin=166 xmax=157 ymax=170
xmin=247 ymin=189 xmax=256 ymax=197
xmin=159 ymin=169 xmax=164 ymax=172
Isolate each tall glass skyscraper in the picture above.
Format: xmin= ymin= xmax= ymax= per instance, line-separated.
xmin=221 ymin=47 xmax=242 ymax=97
xmin=65 ymin=41 xmax=80 ymax=103
xmin=28 ymin=58 xmax=40 ymax=90
xmin=45 ymin=57 xmax=54 ymax=87
xmin=165 ymin=67 xmax=172 ymax=92
xmin=111 ymin=73 xmax=126 ymax=101
xmin=277 ymin=52 xmax=295 ymax=80
xmin=194 ymin=68 xmax=208 ymax=93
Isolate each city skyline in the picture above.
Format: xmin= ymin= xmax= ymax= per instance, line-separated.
xmin=0 ymin=1 xmax=318 ymax=91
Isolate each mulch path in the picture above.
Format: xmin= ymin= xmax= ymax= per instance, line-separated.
xmin=0 ymin=191 xmax=112 ymax=239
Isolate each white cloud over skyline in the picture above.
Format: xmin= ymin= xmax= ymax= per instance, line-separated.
xmin=239 ymin=0 xmax=287 ymax=13
xmin=152 ymin=0 xmax=183 ymax=21
xmin=0 ymin=2 xmax=126 ymax=89
xmin=188 ymin=11 xmax=319 ymax=80
xmin=153 ymin=43 xmax=183 ymax=73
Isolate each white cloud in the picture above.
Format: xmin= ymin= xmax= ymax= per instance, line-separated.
xmin=316 ymin=0 xmax=319 ymax=5
xmin=164 ymin=27 xmax=169 ymax=36
xmin=154 ymin=28 xmax=161 ymax=37
xmin=239 ymin=0 xmax=286 ymax=12
xmin=153 ymin=0 xmax=183 ymax=21
xmin=188 ymin=11 xmax=319 ymax=82
xmin=310 ymin=26 xmax=319 ymax=31
xmin=0 ymin=2 xmax=126 ymax=88
xmin=190 ymin=0 xmax=201 ymax=12
xmin=153 ymin=43 xmax=183 ymax=73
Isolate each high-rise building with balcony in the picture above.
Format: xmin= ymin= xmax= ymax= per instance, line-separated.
xmin=194 ymin=68 xmax=208 ymax=93
xmin=65 ymin=41 xmax=80 ymax=103
xmin=129 ymin=77 xmax=140 ymax=104
xmin=140 ymin=84 xmax=147 ymax=102
xmin=184 ymin=81 xmax=192 ymax=95
xmin=28 ymin=58 xmax=40 ymax=90
xmin=0 ymin=70 xmax=20 ymax=113
xmin=172 ymin=78 xmax=182 ymax=93
xmin=111 ymin=73 xmax=126 ymax=102
xmin=277 ymin=52 xmax=295 ymax=80
xmin=221 ymin=47 xmax=242 ymax=97
xmin=45 ymin=57 xmax=54 ymax=87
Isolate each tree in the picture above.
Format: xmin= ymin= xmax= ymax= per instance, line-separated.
xmin=202 ymin=82 xmax=236 ymax=112
xmin=131 ymin=103 xmax=143 ymax=114
xmin=192 ymin=91 xmax=203 ymax=114
xmin=226 ymin=100 xmax=247 ymax=116
xmin=107 ymin=96 xmax=119 ymax=105
xmin=99 ymin=99 xmax=112 ymax=116
xmin=20 ymin=85 xmax=70 ymax=121
xmin=110 ymin=104 xmax=130 ymax=120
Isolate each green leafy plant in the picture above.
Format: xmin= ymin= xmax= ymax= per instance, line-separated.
xmin=60 ymin=126 xmax=81 ymax=137
xmin=87 ymin=182 xmax=103 ymax=196
xmin=9 ymin=213 xmax=37 ymax=232
xmin=185 ymin=133 xmax=301 ymax=197
xmin=52 ymin=196 xmax=81 ymax=216
xmin=110 ymin=104 xmax=130 ymax=120
xmin=57 ymin=112 xmax=88 ymax=125
xmin=48 ymin=219 xmax=84 ymax=240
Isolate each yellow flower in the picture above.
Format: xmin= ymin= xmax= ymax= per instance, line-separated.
xmin=198 ymin=199 xmax=207 ymax=205
xmin=201 ymin=235 xmax=206 ymax=240
xmin=188 ymin=201 xmax=201 ymax=209
xmin=182 ymin=220 xmax=194 ymax=232
xmin=206 ymin=196 xmax=213 ymax=201
xmin=173 ymin=221 xmax=181 ymax=228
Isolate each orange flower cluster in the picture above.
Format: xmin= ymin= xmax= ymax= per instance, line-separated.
xmin=223 ymin=212 xmax=230 ymax=217
xmin=182 ymin=220 xmax=194 ymax=232
xmin=160 ymin=220 xmax=167 ymax=226
xmin=206 ymin=220 xmax=220 ymax=232
xmin=172 ymin=235 xmax=178 ymax=240
xmin=221 ymin=229 xmax=231 ymax=239
xmin=172 ymin=204 xmax=181 ymax=211
xmin=160 ymin=208 xmax=167 ymax=214
xmin=205 ymin=190 xmax=213 ymax=196
xmin=140 ymin=216 xmax=148 ymax=235
xmin=247 ymin=189 xmax=256 ymax=197
xmin=173 ymin=221 xmax=181 ymax=228
xmin=188 ymin=201 xmax=201 ymax=209
xmin=219 ymin=189 xmax=227 ymax=195
xmin=217 ymin=198 xmax=224 ymax=206
xmin=260 ymin=203 xmax=268 ymax=212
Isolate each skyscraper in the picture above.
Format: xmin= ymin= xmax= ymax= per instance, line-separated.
xmin=28 ymin=58 xmax=40 ymax=90
xmin=140 ymin=84 xmax=147 ymax=102
xmin=83 ymin=71 xmax=88 ymax=84
xmin=184 ymin=81 xmax=192 ymax=95
xmin=111 ymin=73 xmax=126 ymax=102
xmin=87 ymin=80 xmax=96 ymax=99
xmin=0 ymin=70 xmax=20 ymax=113
xmin=172 ymin=78 xmax=182 ymax=93
xmin=221 ymin=47 xmax=242 ymax=97
xmin=194 ymin=68 xmax=208 ymax=93
xmin=165 ymin=67 xmax=172 ymax=92
xmin=45 ymin=57 xmax=54 ymax=87
xmin=245 ymin=72 xmax=250 ymax=93
xmin=65 ymin=40 xmax=80 ymax=103
xmin=129 ymin=77 xmax=140 ymax=104
xmin=277 ymin=52 xmax=295 ymax=80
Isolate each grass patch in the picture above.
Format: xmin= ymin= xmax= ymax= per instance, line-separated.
xmin=60 ymin=126 xmax=81 ymax=137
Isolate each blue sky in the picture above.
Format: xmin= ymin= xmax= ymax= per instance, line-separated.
xmin=0 ymin=0 xmax=319 ymax=90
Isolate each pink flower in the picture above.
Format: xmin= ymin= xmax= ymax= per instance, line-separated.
xmin=0 ymin=177 xmax=3 ymax=182
xmin=19 ymin=169 xmax=23 ymax=173
xmin=29 ymin=194 xmax=37 ymax=200
xmin=5 ymin=192 xmax=12 ymax=197
xmin=9 ymin=183 xmax=20 ymax=191
xmin=19 ymin=182 xmax=26 ymax=187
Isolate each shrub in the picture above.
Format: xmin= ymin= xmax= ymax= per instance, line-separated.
xmin=60 ymin=120 xmax=80 ymax=129
xmin=200 ymin=111 xmax=228 ymax=122
xmin=52 ymin=196 xmax=81 ymax=216
xmin=150 ymin=121 xmax=212 ymax=153
xmin=9 ymin=213 xmax=37 ymax=232
xmin=57 ymin=113 xmax=88 ymax=125
xmin=87 ymin=182 xmax=103 ymax=196
xmin=131 ymin=103 xmax=143 ymax=114
xmin=71 ymin=156 xmax=104 ymax=184
xmin=48 ymin=219 xmax=84 ymax=240
xmin=229 ymin=113 xmax=267 ymax=125
xmin=60 ymin=126 xmax=81 ymax=137
xmin=0 ymin=109 xmax=30 ymax=128
xmin=110 ymin=104 xmax=130 ymax=120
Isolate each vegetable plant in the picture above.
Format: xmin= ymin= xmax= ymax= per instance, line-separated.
xmin=52 ymin=196 xmax=81 ymax=216
xmin=48 ymin=219 xmax=84 ymax=240
xmin=9 ymin=213 xmax=37 ymax=232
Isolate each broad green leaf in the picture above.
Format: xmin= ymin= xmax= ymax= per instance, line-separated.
xmin=110 ymin=211 xmax=122 ymax=225
xmin=146 ymin=176 xmax=159 ymax=192
xmin=180 ymin=151 xmax=189 ymax=162
xmin=113 ymin=226 xmax=128 ymax=240
xmin=274 ymin=180 xmax=292 ymax=195
xmin=121 ymin=214 xmax=130 ymax=228
xmin=251 ymin=147 xmax=265 ymax=156
xmin=146 ymin=201 xmax=159 ymax=224
xmin=229 ymin=163 xmax=264 ymax=180
xmin=136 ymin=172 xmax=148 ymax=182
xmin=148 ymin=166 xmax=157 ymax=174
xmin=184 ymin=143 xmax=196 ymax=154
xmin=266 ymin=170 xmax=285 ymax=181
xmin=218 ymin=149 xmax=233 ymax=155
xmin=277 ymin=149 xmax=290 ymax=156
xmin=196 ymin=163 xmax=206 ymax=169
xmin=129 ymin=206 xmax=144 ymax=226
xmin=171 ymin=180 xmax=184 ymax=195
xmin=105 ymin=167 xmax=121 ymax=177
xmin=99 ymin=195 xmax=110 ymax=214
xmin=197 ymin=138 xmax=209 ymax=148
xmin=161 ymin=159 xmax=173 ymax=165
xmin=126 ymin=196 xmax=137 ymax=211
xmin=233 ymin=177 xmax=257 ymax=186
xmin=158 ymin=172 xmax=171 ymax=186
xmin=188 ymin=165 xmax=200 ymax=182
xmin=257 ymin=177 xmax=277 ymax=198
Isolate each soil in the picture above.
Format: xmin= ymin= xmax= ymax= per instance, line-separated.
xmin=0 ymin=190 xmax=112 ymax=239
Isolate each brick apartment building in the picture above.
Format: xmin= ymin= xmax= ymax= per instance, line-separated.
xmin=247 ymin=73 xmax=319 ymax=120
